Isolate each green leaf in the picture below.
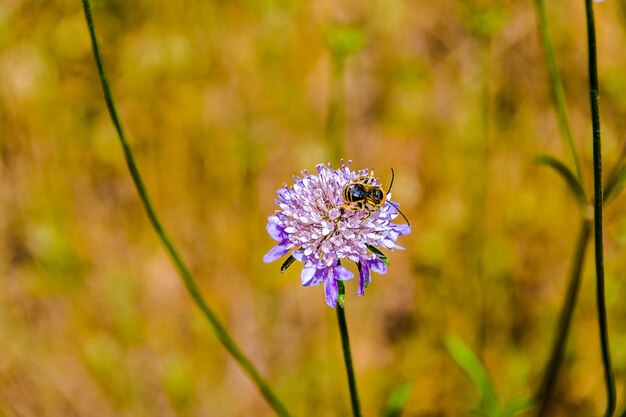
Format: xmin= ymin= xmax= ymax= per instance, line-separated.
xmin=280 ymin=255 xmax=296 ymax=273
xmin=604 ymin=162 xmax=626 ymax=205
xmin=535 ymin=155 xmax=587 ymax=208
xmin=366 ymin=244 xmax=390 ymax=266
xmin=445 ymin=335 xmax=498 ymax=415
xmin=337 ymin=280 xmax=346 ymax=308
xmin=382 ymin=381 xmax=412 ymax=417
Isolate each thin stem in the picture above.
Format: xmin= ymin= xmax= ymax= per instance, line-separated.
xmin=535 ymin=218 xmax=591 ymax=417
xmin=584 ymin=1 xmax=616 ymax=416
xmin=533 ymin=0 xmax=582 ymax=181
xmin=81 ymin=2 xmax=291 ymax=416
xmin=336 ymin=305 xmax=362 ymax=417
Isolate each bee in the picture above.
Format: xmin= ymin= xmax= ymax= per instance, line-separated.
xmin=342 ymin=168 xmax=410 ymax=225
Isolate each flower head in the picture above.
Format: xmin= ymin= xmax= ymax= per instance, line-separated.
xmin=264 ymin=161 xmax=411 ymax=307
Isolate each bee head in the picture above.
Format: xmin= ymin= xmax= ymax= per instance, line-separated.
xmin=371 ymin=189 xmax=384 ymax=201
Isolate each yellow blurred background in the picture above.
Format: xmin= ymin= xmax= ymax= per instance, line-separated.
xmin=2 ymin=0 xmax=626 ymax=416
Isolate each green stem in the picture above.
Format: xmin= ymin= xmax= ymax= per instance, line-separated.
xmin=81 ymin=2 xmax=291 ymax=416
xmin=336 ymin=305 xmax=362 ymax=417
xmin=532 ymin=0 xmax=582 ymax=181
xmin=584 ymin=1 xmax=616 ymax=416
xmin=535 ymin=218 xmax=591 ymax=417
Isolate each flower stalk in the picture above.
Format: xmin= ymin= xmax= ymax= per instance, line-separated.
xmin=81 ymin=1 xmax=291 ymax=415
xmin=584 ymin=0 xmax=616 ymax=415
xmin=336 ymin=300 xmax=363 ymax=417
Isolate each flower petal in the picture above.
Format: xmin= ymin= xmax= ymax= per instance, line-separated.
xmin=301 ymin=263 xmax=317 ymax=286
xmin=370 ymin=259 xmax=387 ymax=274
xmin=358 ymin=261 xmax=370 ymax=296
xmin=393 ymin=224 xmax=411 ymax=235
xmin=302 ymin=264 xmax=327 ymax=286
xmin=380 ymin=239 xmax=396 ymax=249
xmin=292 ymin=250 xmax=305 ymax=262
xmin=324 ymin=277 xmax=338 ymax=308
xmin=276 ymin=188 xmax=289 ymax=200
xmin=266 ymin=222 xmax=285 ymax=242
xmin=263 ymin=242 xmax=290 ymax=263
xmin=334 ymin=265 xmax=354 ymax=281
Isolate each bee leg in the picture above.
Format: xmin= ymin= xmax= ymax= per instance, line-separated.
xmin=360 ymin=208 xmax=371 ymax=224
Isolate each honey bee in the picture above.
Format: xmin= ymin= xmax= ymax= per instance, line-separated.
xmin=342 ymin=168 xmax=410 ymax=225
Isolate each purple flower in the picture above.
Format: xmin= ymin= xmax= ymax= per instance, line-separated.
xmin=264 ymin=161 xmax=411 ymax=308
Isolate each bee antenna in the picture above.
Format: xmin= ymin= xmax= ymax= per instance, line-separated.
xmin=387 ymin=200 xmax=411 ymax=227
xmin=388 ymin=168 xmax=395 ymax=193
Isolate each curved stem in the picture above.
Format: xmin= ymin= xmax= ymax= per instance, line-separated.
xmin=533 ymin=0 xmax=582 ymax=181
xmin=336 ymin=305 xmax=362 ymax=417
xmin=81 ymin=2 xmax=291 ymax=416
xmin=584 ymin=1 xmax=616 ymax=416
xmin=535 ymin=219 xmax=591 ymax=417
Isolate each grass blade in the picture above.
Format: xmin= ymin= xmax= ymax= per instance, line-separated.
xmin=535 ymin=155 xmax=588 ymax=208
xmin=382 ymin=381 xmax=412 ymax=417
xmin=532 ymin=0 xmax=582 ymax=181
xmin=445 ymin=335 xmax=498 ymax=414
xmin=603 ymin=162 xmax=626 ymax=204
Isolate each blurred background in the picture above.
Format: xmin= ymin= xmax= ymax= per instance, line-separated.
xmin=2 ymin=0 xmax=626 ymax=416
